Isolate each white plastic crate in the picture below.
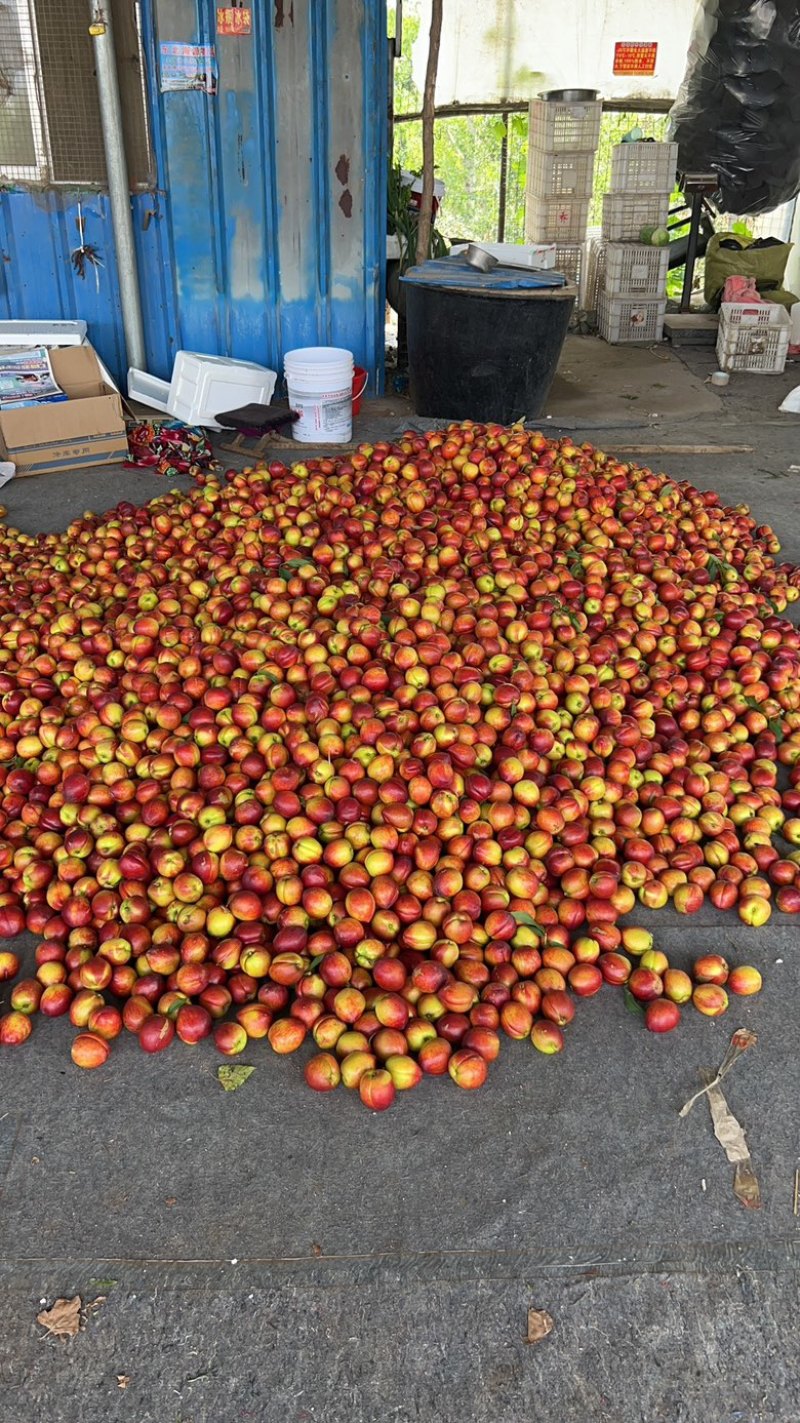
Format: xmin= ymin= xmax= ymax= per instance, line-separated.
xmin=601 ymin=191 xmax=670 ymax=241
xmin=602 ymin=242 xmax=669 ymax=296
xmin=527 ymin=146 xmax=595 ymax=200
xmin=717 ymin=302 xmax=790 ymax=373
xmin=598 ymin=291 xmax=666 ymax=344
xmin=553 ymin=243 xmax=584 ymax=289
xmin=584 ymin=238 xmax=605 ymax=313
xmin=528 ymin=98 xmax=602 ymax=153
xmin=610 ymin=142 xmax=678 ymax=193
xmin=525 ymin=196 xmax=590 ymax=244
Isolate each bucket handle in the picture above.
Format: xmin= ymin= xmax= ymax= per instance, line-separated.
xmin=353 ymin=369 xmax=368 ymax=402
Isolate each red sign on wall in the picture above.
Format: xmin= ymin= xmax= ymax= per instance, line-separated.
xmin=217 ymin=7 xmax=252 ymax=35
xmin=613 ymin=42 xmax=658 ymax=75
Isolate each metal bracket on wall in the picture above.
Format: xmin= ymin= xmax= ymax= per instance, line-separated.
xmin=392 ymin=0 xmax=403 ymax=57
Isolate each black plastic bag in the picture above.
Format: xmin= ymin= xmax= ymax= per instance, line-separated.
xmin=670 ymin=0 xmax=800 ymax=214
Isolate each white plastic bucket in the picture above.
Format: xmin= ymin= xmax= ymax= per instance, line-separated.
xmin=284 ymin=346 xmax=354 ymax=443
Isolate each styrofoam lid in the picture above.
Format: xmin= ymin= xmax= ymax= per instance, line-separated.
xmin=0 ymin=320 xmax=88 ymax=347
xmin=177 ymin=352 xmax=277 ymax=373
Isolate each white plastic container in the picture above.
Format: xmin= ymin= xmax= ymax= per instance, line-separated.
xmin=525 ymin=197 xmax=590 ymax=244
xmin=527 ymin=147 xmax=595 ymax=201
xmin=553 ymin=243 xmax=585 ymax=291
xmin=601 ymin=192 xmax=670 ymax=242
xmin=284 ymin=347 xmax=354 ymax=444
xmin=716 ymin=302 xmax=790 ymax=374
xmin=598 ymin=291 xmax=666 ymax=344
xmin=790 ymin=300 xmax=800 ymax=346
xmin=610 ymin=142 xmax=678 ymax=194
xmin=602 ymin=242 xmax=669 ymax=296
xmin=528 ymin=98 xmax=602 ymax=153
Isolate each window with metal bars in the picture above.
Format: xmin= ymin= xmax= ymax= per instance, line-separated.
xmin=0 ymin=0 xmax=153 ymax=187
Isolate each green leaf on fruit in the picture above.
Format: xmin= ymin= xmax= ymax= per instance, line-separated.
xmin=512 ymin=912 xmax=545 ymax=937
xmin=308 ymin=953 xmax=326 ymax=973
xmin=768 ymin=717 xmax=785 ymax=743
xmin=217 ymin=1064 xmax=255 ymax=1092
xmin=623 ymin=987 xmax=644 ymax=1016
xmin=278 ymin=559 xmax=306 ymax=580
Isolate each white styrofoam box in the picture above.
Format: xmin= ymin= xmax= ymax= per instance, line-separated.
xmin=525 ymin=197 xmax=590 ymax=244
xmin=0 ymin=320 xmax=88 ymax=347
xmin=128 ymin=352 xmax=278 ymax=427
xmin=717 ymin=302 xmax=790 ymax=374
xmin=128 ymin=368 xmax=171 ymax=413
xmin=450 ymin=241 xmax=557 ymax=269
xmin=528 ymin=98 xmax=602 ymax=153
xmin=169 ymin=352 xmax=278 ymax=429
xmin=602 ymin=242 xmax=669 ymax=296
xmin=610 ymin=142 xmax=678 ymax=193
xmin=601 ymin=191 xmax=671 ymax=242
xmin=598 ymin=291 xmax=666 ymax=344
xmin=527 ymin=147 xmax=595 ymax=201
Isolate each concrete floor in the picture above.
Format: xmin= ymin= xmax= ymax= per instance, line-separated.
xmin=2 ymin=343 xmax=800 ymax=1422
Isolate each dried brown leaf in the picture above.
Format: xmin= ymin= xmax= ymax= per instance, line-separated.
xmin=117 ymin=1375 xmax=130 ymax=1389
xmin=526 ymin=1308 xmax=554 ymax=1343
xmin=679 ymin=1027 xmax=757 ymax=1117
xmin=704 ymin=1071 xmax=762 ymax=1210
xmin=37 ymin=1297 xmax=81 ymax=1338
xmin=734 ymin=1161 xmax=762 ymax=1211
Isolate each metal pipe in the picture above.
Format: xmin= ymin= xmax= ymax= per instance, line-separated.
xmin=497 ymin=111 xmax=509 ymax=242
xmin=394 ymin=97 xmax=673 ymax=123
xmin=88 ymin=1 xmax=146 ymax=371
xmin=680 ymin=189 xmax=703 ymax=313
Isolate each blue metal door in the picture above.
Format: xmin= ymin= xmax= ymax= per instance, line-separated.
xmin=0 ymin=0 xmax=388 ymax=390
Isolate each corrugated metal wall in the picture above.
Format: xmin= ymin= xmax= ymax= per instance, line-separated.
xmin=0 ymin=0 xmax=388 ymax=390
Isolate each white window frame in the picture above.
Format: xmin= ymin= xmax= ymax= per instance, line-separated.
xmin=0 ymin=0 xmax=50 ymax=183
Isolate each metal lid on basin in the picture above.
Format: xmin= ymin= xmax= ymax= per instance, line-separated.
xmin=538 ymin=88 xmax=600 ymax=102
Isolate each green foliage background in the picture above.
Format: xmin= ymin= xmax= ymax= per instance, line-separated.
xmin=391 ymin=7 xmax=676 ymax=276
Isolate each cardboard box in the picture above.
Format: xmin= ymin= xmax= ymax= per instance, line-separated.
xmin=0 ymin=345 xmax=127 ymax=477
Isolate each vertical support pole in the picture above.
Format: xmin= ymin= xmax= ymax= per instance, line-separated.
xmin=88 ymin=0 xmax=146 ymax=370
xmin=497 ymin=111 xmax=509 ymax=242
xmin=681 ymin=188 xmax=703 ymax=314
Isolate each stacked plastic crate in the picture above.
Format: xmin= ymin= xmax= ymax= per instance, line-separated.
xmin=524 ymin=96 xmax=602 ymax=294
xmin=717 ymin=302 xmax=791 ymax=374
xmin=597 ymin=142 xmax=678 ymax=343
